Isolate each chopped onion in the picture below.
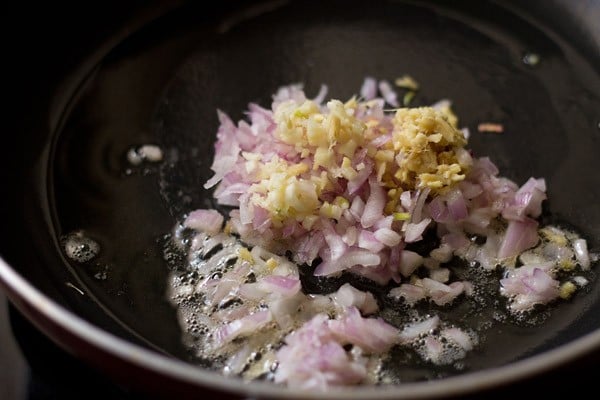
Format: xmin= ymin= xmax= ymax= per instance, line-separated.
xmin=214 ymin=182 xmax=250 ymax=206
xmin=224 ymin=345 xmax=252 ymax=375
xmin=440 ymin=327 xmax=473 ymax=351
xmin=573 ymin=276 xmax=589 ymax=287
xmin=361 ymin=177 xmax=386 ymax=228
xmin=389 ymin=284 xmax=426 ymax=305
xmin=314 ymin=248 xmax=380 ymax=276
xmin=573 ymin=238 xmax=591 ymax=270
xmin=410 ymin=188 xmax=430 ymax=223
xmin=421 ymin=278 xmax=465 ymax=306
xmin=422 ymin=337 xmax=444 ymax=363
xmin=430 ymin=244 xmax=453 ymax=263
xmin=360 ymin=77 xmax=378 ymax=101
xmin=428 ymin=196 xmax=449 ymax=223
xmin=404 ymin=218 xmax=431 ymax=243
xmin=259 ymin=275 xmax=301 ymax=297
xmin=347 ymin=159 xmax=373 ymax=195
xmin=333 ymin=284 xmax=379 ymax=315
xmin=502 ymin=177 xmax=547 ymax=220
xmin=272 ymin=84 xmax=306 ymax=108
xmin=429 ymin=268 xmax=450 ymax=283
xmin=500 ymin=266 xmax=560 ymax=311
xmin=275 ymin=314 xmax=367 ymax=389
xmin=313 ymin=84 xmax=329 ymax=105
xmin=497 ymin=218 xmax=539 ymax=259
xmin=358 ymin=230 xmax=385 ymax=253
xmin=398 ymin=250 xmax=424 ymax=277
xmin=322 ymin=220 xmax=347 ymax=260
xmin=378 ymin=80 xmax=399 ymax=107
xmin=399 ymin=316 xmax=439 ymax=343
xmin=328 ymin=307 xmax=398 ymax=353
xmin=184 ymin=209 xmax=224 ymax=235
xmin=374 ymin=228 xmax=402 ymax=247
xmin=446 ymin=188 xmax=468 ymax=221
xmin=213 ymin=310 xmax=272 ymax=347
xmin=270 ymin=296 xmax=303 ymax=330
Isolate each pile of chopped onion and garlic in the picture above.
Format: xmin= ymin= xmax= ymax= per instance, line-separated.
xmin=166 ymin=78 xmax=596 ymax=390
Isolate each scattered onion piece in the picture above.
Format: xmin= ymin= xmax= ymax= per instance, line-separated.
xmin=477 ymin=123 xmax=504 ymax=133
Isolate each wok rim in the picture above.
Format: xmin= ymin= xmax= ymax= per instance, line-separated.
xmin=2 ymin=255 xmax=600 ymax=399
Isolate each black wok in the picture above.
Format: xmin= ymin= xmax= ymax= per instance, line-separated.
xmin=2 ymin=0 xmax=600 ymax=398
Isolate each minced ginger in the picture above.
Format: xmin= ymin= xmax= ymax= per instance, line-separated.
xmin=245 ymin=98 xmax=469 ymax=225
xmin=392 ymin=107 xmax=468 ymax=191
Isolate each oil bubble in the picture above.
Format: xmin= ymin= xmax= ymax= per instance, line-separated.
xmin=63 ymin=231 xmax=100 ymax=263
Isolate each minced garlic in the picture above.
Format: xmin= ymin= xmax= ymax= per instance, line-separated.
xmin=265 ymin=257 xmax=279 ymax=271
xmin=274 ymin=99 xmax=365 ymax=159
xmin=559 ymin=281 xmax=576 ymax=299
xmin=238 ymin=247 xmax=254 ymax=264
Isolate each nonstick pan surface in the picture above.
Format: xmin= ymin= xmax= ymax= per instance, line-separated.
xmin=2 ymin=1 xmax=600 ymax=398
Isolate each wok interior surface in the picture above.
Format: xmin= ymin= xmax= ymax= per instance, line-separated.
xmin=5 ymin=0 xmax=600 ymax=396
